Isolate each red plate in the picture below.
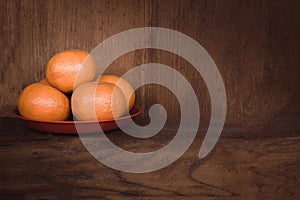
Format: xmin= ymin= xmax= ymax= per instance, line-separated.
xmin=13 ymin=105 xmax=142 ymax=134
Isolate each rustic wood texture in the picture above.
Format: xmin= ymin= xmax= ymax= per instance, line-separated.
xmin=0 ymin=118 xmax=299 ymax=199
xmin=0 ymin=0 xmax=299 ymax=125
xmin=1 ymin=1 xmax=299 ymax=198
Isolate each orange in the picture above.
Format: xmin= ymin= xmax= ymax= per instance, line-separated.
xmin=38 ymin=79 xmax=50 ymax=86
xmin=71 ymin=82 xmax=126 ymax=120
xmin=18 ymin=83 xmax=70 ymax=121
xmin=96 ymin=75 xmax=135 ymax=110
xmin=46 ymin=49 xmax=96 ymax=93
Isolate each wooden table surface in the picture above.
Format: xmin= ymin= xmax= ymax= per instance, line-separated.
xmin=0 ymin=117 xmax=299 ymax=200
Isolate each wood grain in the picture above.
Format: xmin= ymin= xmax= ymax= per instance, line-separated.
xmin=0 ymin=118 xmax=299 ymax=199
xmin=0 ymin=0 xmax=299 ymax=126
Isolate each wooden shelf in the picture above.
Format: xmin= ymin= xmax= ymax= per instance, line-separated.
xmin=0 ymin=117 xmax=299 ymax=199
xmin=1 ymin=0 xmax=299 ymax=198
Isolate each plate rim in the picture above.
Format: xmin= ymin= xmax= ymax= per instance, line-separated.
xmin=13 ymin=105 xmax=142 ymax=124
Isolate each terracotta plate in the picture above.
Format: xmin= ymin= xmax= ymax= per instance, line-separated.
xmin=13 ymin=105 xmax=142 ymax=134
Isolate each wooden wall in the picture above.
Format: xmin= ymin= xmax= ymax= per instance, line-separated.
xmin=0 ymin=0 xmax=299 ymax=126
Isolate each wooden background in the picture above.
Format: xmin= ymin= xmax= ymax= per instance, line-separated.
xmin=0 ymin=0 xmax=299 ymax=126
xmin=0 ymin=1 xmax=300 ymax=199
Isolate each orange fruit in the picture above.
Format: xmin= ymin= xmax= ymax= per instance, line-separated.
xmin=96 ymin=75 xmax=135 ymax=110
xmin=71 ymin=82 xmax=126 ymax=120
xmin=39 ymin=79 xmax=50 ymax=86
xmin=46 ymin=49 xmax=96 ymax=93
xmin=18 ymin=83 xmax=70 ymax=121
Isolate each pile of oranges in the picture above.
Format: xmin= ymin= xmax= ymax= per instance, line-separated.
xmin=18 ymin=50 xmax=135 ymax=121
